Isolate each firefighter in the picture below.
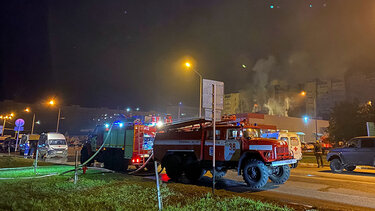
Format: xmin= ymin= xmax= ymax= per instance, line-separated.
xmin=314 ymin=140 xmax=323 ymax=168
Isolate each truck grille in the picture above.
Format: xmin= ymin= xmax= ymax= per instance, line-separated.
xmin=276 ymin=147 xmax=289 ymax=156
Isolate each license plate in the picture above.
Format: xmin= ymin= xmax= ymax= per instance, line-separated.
xmin=56 ymin=151 xmax=63 ymax=153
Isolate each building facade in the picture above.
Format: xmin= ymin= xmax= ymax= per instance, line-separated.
xmin=305 ymin=79 xmax=346 ymax=120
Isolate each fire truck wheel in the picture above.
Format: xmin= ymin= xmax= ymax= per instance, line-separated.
xmin=209 ymin=169 xmax=227 ymax=180
xmin=269 ymin=165 xmax=290 ymax=184
xmin=165 ymin=155 xmax=183 ymax=181
xmin=111 ymin=151 xmax=129 ymax=172
xmin=145 ymin=162 xmax=155 ymax=171
xmin=185 ymin=163 xmax=204 ymax=182
xmin=242 ymin=159 xmax=269 ymax=189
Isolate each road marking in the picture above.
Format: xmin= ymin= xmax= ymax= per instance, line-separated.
xmin=291 ymin=174 xmax=375 ymax=186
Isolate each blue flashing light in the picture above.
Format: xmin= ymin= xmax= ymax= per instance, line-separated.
xmin=105 ymin=123 xmax=110 ymax=128
xmin=261 ymin=132 xmax=279 ymax=139
xmin=270 ymin=4 xmax=274 ymax=9
xmin=303 ymin=116 xmax=309 ymax=124
xmin=119 ymin=123 xmax=124 ymax=127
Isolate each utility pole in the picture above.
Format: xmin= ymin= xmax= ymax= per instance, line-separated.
xmin=315 ymin=79 xmax=318 ymax=141
xmin=199 ymin=74 xmax=202 ymax=118
xmin=31 ymin=113 xmax=35 ymax=134
xmin=56 ymin=108 xmax=61 ymax=133
xmin=1 ymin=118 xmax=6 ymax=136
xmin=212 ymin=84 xmax=216 ymax=195
xmin=178 ymin=102 xmax=182 ymax=120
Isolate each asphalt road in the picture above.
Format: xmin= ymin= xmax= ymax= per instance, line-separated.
xmin=202 ymin=166 xmax=375 ymax=210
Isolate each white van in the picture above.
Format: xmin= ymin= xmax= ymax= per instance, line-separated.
xmin=262 ymin=131 xmax=302 ymax=167
xmin=38 ymin=133 xmax=68 ymax=158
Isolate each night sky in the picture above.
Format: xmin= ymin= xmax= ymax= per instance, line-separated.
xmin=1 ymin=0 xmax=375 ymax=111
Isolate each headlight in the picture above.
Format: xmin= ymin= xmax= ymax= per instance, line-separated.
xmin=263 ymin=151 xmax=271 ymax=159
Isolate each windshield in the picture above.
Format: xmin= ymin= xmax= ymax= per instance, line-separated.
xmin=49 ymin=139 xmax=67 ymax=145
xmin=290 ymin=137 xmax=299 ymax=146
xmin=243 ymin=128 xmax=261 ymax=139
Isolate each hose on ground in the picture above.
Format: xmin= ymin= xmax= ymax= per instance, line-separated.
xmin=0 ymin=166 xmax=34 ymax=171
xmin=0 ymin=173 xmax=59 ymax=180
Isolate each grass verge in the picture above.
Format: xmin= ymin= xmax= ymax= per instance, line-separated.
xmin=0 ymin=157 xmax=294 ymax=211
xmin=0 ymin=156 xmax=51 ymax=168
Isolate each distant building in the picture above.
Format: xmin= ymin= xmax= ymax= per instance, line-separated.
xmin=345 ymin=70 xmax=375 ymax=103
xmin=305 ymin=79 xmax=346 ymax=120
xmin=166 ymin=104 xmax=198 ymax=120
xmin=223 ymin=93 xmax=241 ymax=115
xmin=0 ymin=100 xmax=158 ymax=135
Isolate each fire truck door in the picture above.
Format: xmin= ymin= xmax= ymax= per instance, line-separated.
xmin=124 ymin=130 xmax=134 ymax=159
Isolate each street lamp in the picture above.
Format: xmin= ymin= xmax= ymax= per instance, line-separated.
xmin=1 ymin=115 xmax=12 ymax=136
xmin=48 ymin=98 xmax=61 ymax=133
xmin=184 ymin=61 xmax=203 ymax=118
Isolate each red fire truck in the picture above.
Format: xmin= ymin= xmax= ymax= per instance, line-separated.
xmin=154 ymin=119 xmax=296 ymax=189
xmin=81 ymin=115 xmax=171 ymax=171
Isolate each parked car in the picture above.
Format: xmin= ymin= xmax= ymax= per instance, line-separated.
xmin=19 ymin=134 xmax=40 ymax=156
xmin=327 ymin=136 xmax=375 ymax=173
xmin=0 ymin=136 xmax=11 ymax=152
xmin=0 ymin=137 xmax=16 ymax=152
xmin=302 ymin=142 xmax=315 ymax=151
xmin=38 ymin=132 xmax=68 ymax=158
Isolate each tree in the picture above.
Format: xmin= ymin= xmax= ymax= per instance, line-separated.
xmin=328 ymin=101 xmax=365 ymax=144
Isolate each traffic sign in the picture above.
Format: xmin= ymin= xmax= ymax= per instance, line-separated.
xmin=202 ymin=79 xmax=224 ymax=109
xmin=15 ymin=119 xmax=25 ymax=127
xmin=366 ymin=122 xmax=375 ymax=136
xmin=14 ymin=126 xmax=24 ymax=131
xmin=202 ymin=79 xmax=224 ymax=121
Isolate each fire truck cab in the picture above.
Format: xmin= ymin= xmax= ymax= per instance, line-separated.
xmin=154 ymin=119 xmax=296 ymax=189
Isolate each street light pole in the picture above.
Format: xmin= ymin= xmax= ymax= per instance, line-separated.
xmin=314 ymin=79 xmax=318 ymax=141
xmin=185 ymin=62 xmax=203 ymax=118
xmin=31 ymin=113 xmax=36 ymax=134
xmin=199 ymin=73 xmax=202 ymax=119
xmin=56 ymin=108 xmax=61 ymax=133
xmin=1 ymin=118 xmax=6 ymax=136
xmin=192 ymin=69 xmax=203 ymax=118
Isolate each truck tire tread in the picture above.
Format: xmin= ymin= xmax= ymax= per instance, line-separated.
xmin=269 ymin=165 xmax=290 ymax=184
xmin=242 ymin=159 xmax=269 ymax=189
